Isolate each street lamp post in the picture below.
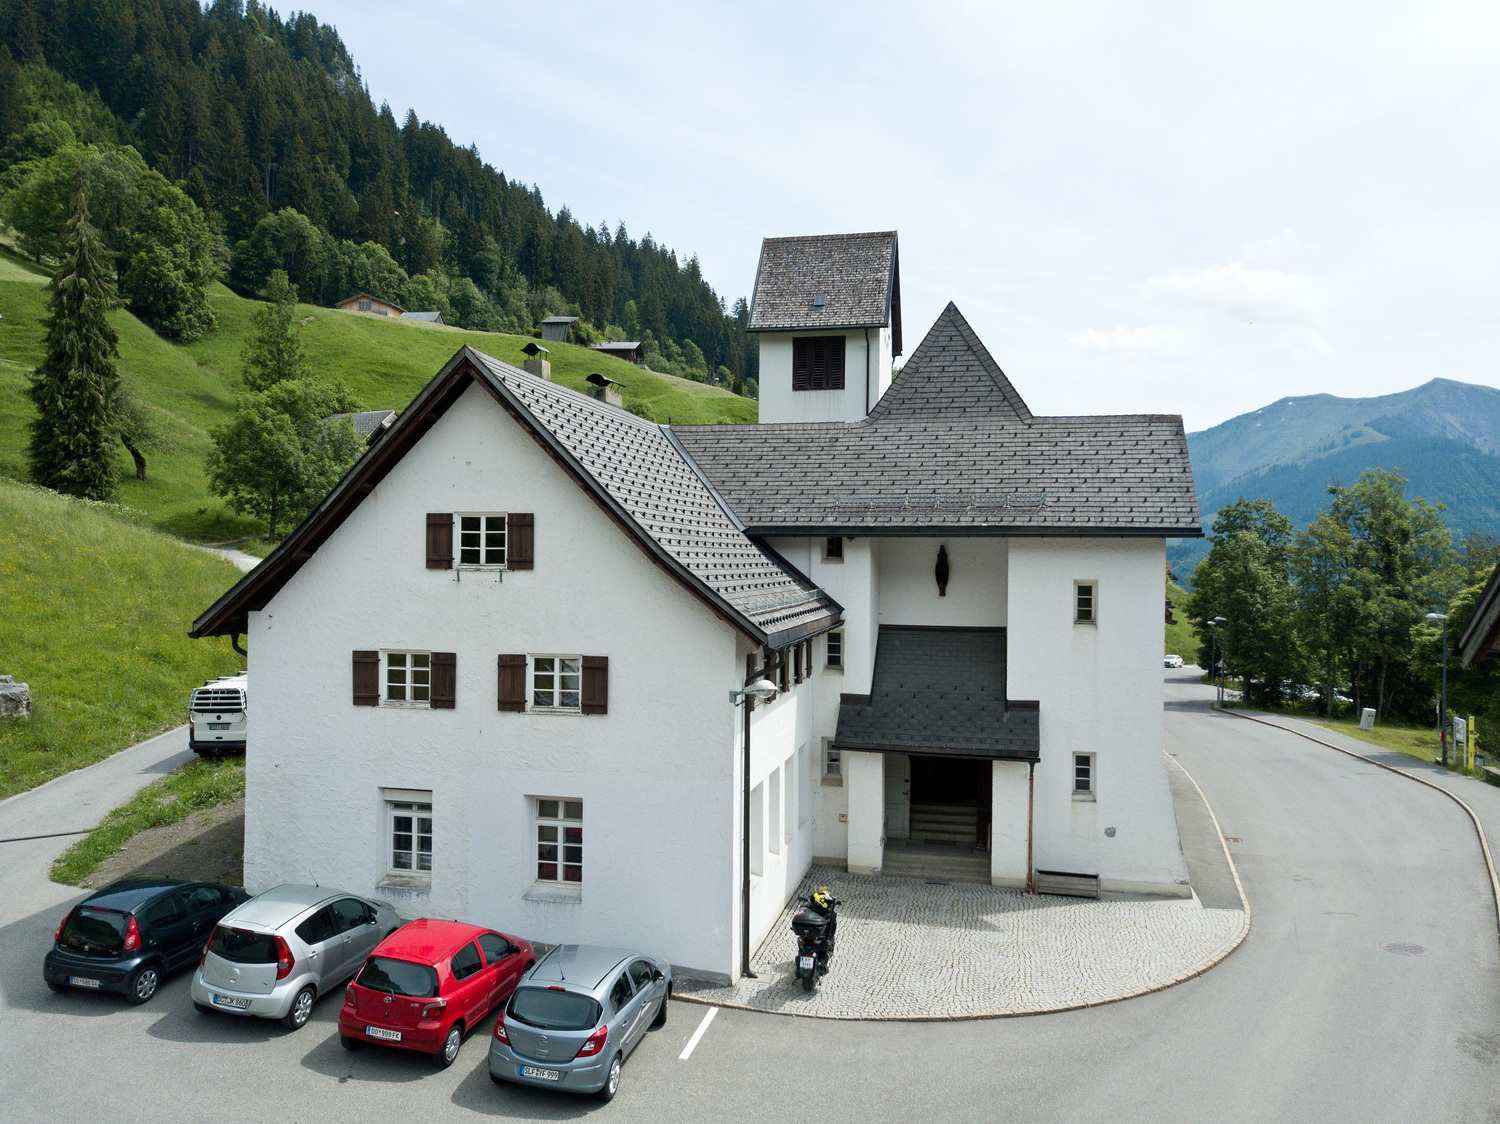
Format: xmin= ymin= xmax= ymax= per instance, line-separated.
xmin=1426 ymin=611 xmax=1449 ymax=767
xmin=1213 ymin=616 xmax=1228 ymax=706
xmin=1204 ymin=620 xmax=1217 ymax=704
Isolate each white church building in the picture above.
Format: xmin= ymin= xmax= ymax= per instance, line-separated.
xmin=193 ymin=230 xmax=1203 ymax=984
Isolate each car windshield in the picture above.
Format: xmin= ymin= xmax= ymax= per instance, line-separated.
xmin=356 ymin=957 xmax=439 ymax=998
xmin=208 ymin=925 xmax=279 ymax=964
xmin=508 ymin=986 xmax=602 ymax=1031
xmin=59 ymin=907 xmax=126 ymax=953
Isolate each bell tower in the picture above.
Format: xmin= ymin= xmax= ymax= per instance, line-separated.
xmin=746 ymin=232 xmax=902 ymax=425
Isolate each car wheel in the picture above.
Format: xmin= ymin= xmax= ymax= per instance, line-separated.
xmin=45 ymin=978 xmax=64 ymax=993
xmin=193 ymin=1001 xmax=213 ymax=1015
xmin=340 ymin=1035 xmax=364 ymax=1051
xmin=651 ymin=988 xmax=669 ymax=1028
xmin=596 ymin=1053 xmax=622 ymax=1103
xmin=281 ymin=985 xmax=315 ymax=1030
xmin=489 ymin=1071 xmax=506 ymax=1086
xmin=433 ymin=1022 xmax=463 ymax=1068
xmin=127 ymin=964 xmax=160 ymax=1004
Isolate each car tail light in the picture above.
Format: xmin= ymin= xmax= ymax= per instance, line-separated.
xmin=420 ymin=998 xmax=448 ymax=1019
xmin=54 ymin=911 xmax=71 ymax=944
xmin=274 ymin=935 xmax=294 ymax=980
xmin=122 ymin=915 xmax=142 ymax=952
xmin=200 ymin=935 xmax=212 ymax=967
xmin=343 ymin=985 xmax=356 ymax=1008
xmin=575 ymin=1025 xmax=608 ymax=1058
xmin=493 ymin=1018 xmax=509 ymax=1044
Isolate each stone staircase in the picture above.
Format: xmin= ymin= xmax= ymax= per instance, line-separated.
xmin=883 ymin=802 xmax=990 ymax=884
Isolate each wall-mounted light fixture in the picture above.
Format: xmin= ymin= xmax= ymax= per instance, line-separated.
xmin=935 ymin=545 xmax=950 ymax=597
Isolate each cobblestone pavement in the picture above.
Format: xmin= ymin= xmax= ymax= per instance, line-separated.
xmin=676 ymin=867 xmax=1248 ymax=1020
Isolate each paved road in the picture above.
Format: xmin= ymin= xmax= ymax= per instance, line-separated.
xmin=1 ymin=674 xmax=1496 ymax=1122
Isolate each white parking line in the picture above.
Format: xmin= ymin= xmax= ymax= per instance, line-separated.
xmin=679 ymin=1006 xmax=718 ymax=1060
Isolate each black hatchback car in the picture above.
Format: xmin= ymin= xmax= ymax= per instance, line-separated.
xmin=44 ymin=877 xmax=249 ymax=1004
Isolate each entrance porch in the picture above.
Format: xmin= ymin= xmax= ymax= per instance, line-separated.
xmin=832 ymin=626 xmax=1040 ymax=887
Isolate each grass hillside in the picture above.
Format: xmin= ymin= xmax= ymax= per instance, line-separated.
xmin=1165 ymin=578 xmax=1200 ymax=663
xmin=0 ymin=249 xmax=755 ymax=541
xmin=0 ymin=478 xmax=242 ymax=799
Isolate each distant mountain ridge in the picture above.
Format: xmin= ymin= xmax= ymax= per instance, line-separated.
xmin=1172 ymin=378 xmax=1500 ymax=579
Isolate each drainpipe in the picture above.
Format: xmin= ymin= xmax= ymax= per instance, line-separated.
xmin=230 ymin=633 xmax=247 ymax=658
xmin=741 ymin=647 xmax=784 ymax=980
xmin=1026 ymin=760 xmax=1036 ymax=894
xmin=864 ymin=328 xmax=871 ymax=416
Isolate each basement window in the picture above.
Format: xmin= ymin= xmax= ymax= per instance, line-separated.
xmin=384 ymin=789 xmax=433 ymax=880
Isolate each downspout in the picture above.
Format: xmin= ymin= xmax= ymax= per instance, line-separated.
xmin=741 ymin=647 xmax=784 ymax=980
xmin=230 ymin=633 xmax=247 ymax=658
xmin=864 ymin=328 xmax=871 ymax=416
xmin=1026 ymin=760 xmax=1036 ymax=894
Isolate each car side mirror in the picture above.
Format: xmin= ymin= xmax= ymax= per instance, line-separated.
xmin=653 ymin=969 xmax=664 ymax=981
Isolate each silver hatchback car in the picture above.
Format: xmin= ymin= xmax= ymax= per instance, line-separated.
xmin=190 ymin=885 xmax=402 ymax=1030
xmin=489 ymin=944 xmax=671 ymax=1103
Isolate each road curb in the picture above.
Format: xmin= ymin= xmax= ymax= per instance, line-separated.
xmin=675 ymin=755 xmax=1251 ymax=1022
xmin=1225 ymin=708 xmax=1500 ymax=946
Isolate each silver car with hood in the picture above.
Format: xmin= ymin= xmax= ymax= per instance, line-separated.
xmin=190 ymin=884 xmax=402 ymax=1030
xmin=489 ymin=944 xmax=671 ymax=1103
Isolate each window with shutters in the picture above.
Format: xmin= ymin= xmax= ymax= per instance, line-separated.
xmin=457 ymin=513 xmax=506 ymax=567
xmin=793 ymin=336 xmax=846 ymax=391
xmin=534 ymin=798 xmax=583 ymax=884
xmin=357 ymin=298 xmax=371 ymax=312
xmin=385 ymin=651 xmax=431 ymax=706
xmin=532 ymin=656 xmax=582 ymax=711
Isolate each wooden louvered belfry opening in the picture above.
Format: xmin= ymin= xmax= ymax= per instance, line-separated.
xmin=793 ymin=336 xmax=846 ymax=391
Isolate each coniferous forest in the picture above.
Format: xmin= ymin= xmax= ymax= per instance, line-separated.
xmin=0 ymin=0 xmax=759 ymax=390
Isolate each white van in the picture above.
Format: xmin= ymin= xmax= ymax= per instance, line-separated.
xmin=189 ymin=673 xmax=247 ymax=756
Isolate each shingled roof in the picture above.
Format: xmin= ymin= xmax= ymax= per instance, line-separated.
xmin=192 ymin=347 xmax=840 ymax=648
xmin=672 ymin=303 xmax=1201 ymax=536
xmin=832 ymin=627 xmax=1039 ymax=760
xmin=748 ymin=231 xmax=902 ymax=353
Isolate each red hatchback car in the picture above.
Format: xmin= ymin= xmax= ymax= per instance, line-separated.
xmin=339 ymin=919 xmax=533 ymax=1068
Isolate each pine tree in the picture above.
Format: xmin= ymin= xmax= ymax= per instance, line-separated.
xmin=27 ymin=182 xmax=121 ymax=501
xmin=241 ymin=269 xmax=309 ymax=391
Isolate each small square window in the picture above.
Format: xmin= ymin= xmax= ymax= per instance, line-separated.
xmin=822 ymin=738 xmax=842 ymax=784
xmin=535 ymin=798 xmax=583 ymax=884
xmin=824 ymin=536 xmax=844 ymax=561
xmin=532 ymin=656 xmax=582 ymax=710
xmin=826 ymin=630 xmax=844 ymax=670
xmin=458 ymin=513 xmax=507 ymax=567
xmin=1074 ymin=753 xmax=1095 ymax=798
xmin=1075 ymin=582 xmax=1096 ymax=624
xmin=385 ymin=651 xmax=431 ymax=705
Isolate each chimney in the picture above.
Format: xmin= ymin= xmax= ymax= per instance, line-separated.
xmin=586 ymin=373 xmax=624 ymax=409
xmin=521 ymin=342 xmax=552 ymax=381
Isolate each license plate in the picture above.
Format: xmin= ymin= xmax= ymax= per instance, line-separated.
xmin=798 ymin=956 xmax=815 ymax=970
xmin=213 ymin=993 xmax=250 ymax=1009
xmin=69 ymin=976 xmax=100 ymax=989
xmin=366 ymin=1026 xmax=402 ymax=1041
xmin=208 ymin=723 xmax=230 ymax=730
xmin=520 ymin=1065 xmax=562 ymax=1082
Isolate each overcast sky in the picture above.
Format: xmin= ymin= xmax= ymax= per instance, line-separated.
xmin=302 ymin=0 xmax=1500 ymax=432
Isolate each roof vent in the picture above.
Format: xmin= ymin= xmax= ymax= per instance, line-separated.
xmin=812 ymin=293 xmax=827 ymax=308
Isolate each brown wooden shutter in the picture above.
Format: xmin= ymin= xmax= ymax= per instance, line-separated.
xmin=793 ymin=643 xmax=803 ymax=684
xmin=426 ymin=513 xmax=453 ymax=569
xmin=581 ymin=656 xmax=609 ymax=715
xmin=507 ymin=513 xmax=534 ymax=570
xmin=828 ymin=336 xmax=846 ymax=389
xmin=497 ymin=654 xmax=527 ymax=711
xmin=353 ymin=650 xmax=380 ymax=706
xmin=793 ymin=338 xmax=810 ymax=391
xmin=431 ymin=652 xmax=456 ymax=709
xmin=779 ymin=652 xmax=789 ymax=693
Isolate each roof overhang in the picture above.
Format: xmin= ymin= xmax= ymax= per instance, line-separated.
xmin=1459 ymin=562 xmax=1500 ymax=667
xmin=746 ymin=524 xmax=1204 ymax=538
xmin=191 ymin=347 xmax=841 ymax=649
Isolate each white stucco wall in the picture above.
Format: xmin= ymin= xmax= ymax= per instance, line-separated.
xmin=990 ymin=760 xmax=1030 ymax=888
xmin=756 ymin=327 xmax=893 ymax=424
xmin=1005 ymin=537 xmax=1188 ymax=895
xmin=244 ymin=381 xmax=751 ymax=979
xmin=876 ymin=537 xmax=1007 ymax=627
